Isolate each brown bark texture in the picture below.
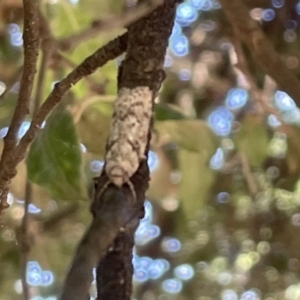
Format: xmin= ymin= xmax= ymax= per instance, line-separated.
xmin=92 ymin=1 xmax=181 ymax=299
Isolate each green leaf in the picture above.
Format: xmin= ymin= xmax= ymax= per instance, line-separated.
xmin=154 ymin=103 xmax=186 ymax=121
xmin=178 ymin=149 xmax=216 ymax=217
xmin=76 ymin=104 xmax=111 ymax=156
xmin=233 ymin=116 xmax=269 ymax=168
xmin=26 ymin=105 xmax=86 ymax=201
xmin=155 ymin=120 xmax=218 ymax=152
xmin=154 ymin=119 xmax=218 ymax=218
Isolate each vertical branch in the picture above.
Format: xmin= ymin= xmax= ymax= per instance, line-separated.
xmin=96 ymin=219 xmax=139 ymax=300
xmin=20 ymin=181 xmax=32 ymax=300
xmin=0 ymin=0 xmax=39 ymax=209
xmin=0 ymin=0 xmax=39 ymax=161
xmin=94 ymin=1 xmax=181 ymax=299
xmin=0 ymin=33 xmax=128 ymax=212
xmin=32 ymin=9 xmax=55 ymax=115
xmin=32 ymin=51 xmax=48 ymax=115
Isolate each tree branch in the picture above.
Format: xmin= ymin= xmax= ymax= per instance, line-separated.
xmin=58 ymin=0 xmax=163 ymax=51
xmin=0 ymin=33 xmax=128 ymax=212
xmin=59 ymin=0 xmax=179 ymax=298
xmin=0 ymin=0 xmax=39 ymax=210
xmin=95 ymin=0 xmax=181 ymax=299
xmin=230 ymin=38 xmax=283 ymax=121
xmin=58 ymin=184 xmax=140 ymax=300
xmin=219 ymin=0 xmax=300 ymax=107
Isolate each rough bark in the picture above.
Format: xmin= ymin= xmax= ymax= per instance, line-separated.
xmin=92 ymin=1 xmax=181 ymax=299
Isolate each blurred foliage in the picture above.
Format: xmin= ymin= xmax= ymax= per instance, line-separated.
xmin=26 ymin=104 xmax=86 ymax=202
xmin=1 ymin=0 xmax=300 ymax=300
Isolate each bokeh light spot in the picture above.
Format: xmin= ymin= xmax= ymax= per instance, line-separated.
xmin=284 ymin=30 xmax=296 ymax=43
xmin=296 ymin=3 xmax=300 ymax=15
xmin=262 ymin=9 xmax=275 ymax=21
xmin=207 ymin=107 xmax=233 ymax=136
xmin=10 ymin=33 xmax=23 ymax=46
xmin=210 ymin=148 xmax=224 ymax=170
xmin=217 ymin=272 xmax=232 ymax=286
xmin=225 ymin=88 xmax=248 ymax=110
xmin=135 ymin=223 xmax=161 ymax=245
xmin=285 ymin=19 xmax=297 ymax=29
xmin=0 ymin=81 xmax=6 ymax=95
xmin=272 ymin=0 xmax=284 ymax=8
xmin=176 ymin=3 xmax=198 ymax=26
xmin=148 ymin=259 xmax=170 ymax=279
xmin=217 ymin=192 xmax=230 ymax=203
xmin=41 ymin=270 xmax=54 ymax=286
xmin=162 ymin=278 xmax=183 ymax=294
xmin=28 ymin=204 xmax=41 ymax=214
xmin=268 ymin=114 xmax=281 ymax=127
xmin=241 ymin=290 xmax=259 ymax=300
xmin=171 ymin=22 xmax=182 ymax=36
xmin=161 ymin=237 xmax=181 ymax=252
xmin=148 ymin=151 xmax=159 ymax=172
xmin=221 ymin=289 xmax=238 ymax=300
xmin=80 ymin=143 xmax=87 ymax=153
xmin=169 ymin=35 xmax=189 ymax=57
xmin=7 ymin=23 xmax=20 ymax=34
xmin=190 ymin=0 xmax=206 ymax=10
xmin=178 ymin=69 xmax=191 ymax=81
xmin=141 ymin=201 xmax=153 ymax=223
xmin=174 ymin=264 xmax=195 ymax=280
xmin=201 ymin=0 xmax=213 ymax=11
xmin=0 ymin=127 xmax=8 ymax=139
xmin=89 ymin=160 xmax=104 ymax=172
xmin=134 ymin=268 xmax=148 ymax=283
xmin=18 ymin=122 xmax=30 ymax=139
xmin=164 ymin=54 xmax=173 ymax=67
xmin=162 ymin=197 xmax=179 ymax=211
xmin=274 ymin=91 xmax=296 ymax=111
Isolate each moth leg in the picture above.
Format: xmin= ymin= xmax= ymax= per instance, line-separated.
xmin=95 ymin=179 xmax=136 ymax=202
xmin=126 ymin=180 xmax=137 ymax=202
xmin=95 ymin=180 xmax=111 ymax=200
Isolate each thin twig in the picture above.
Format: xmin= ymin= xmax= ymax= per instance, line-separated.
xmin=20 ymin=181 xmax=32 ymax=300
xmin=0 ymin=33 xmax=128 ymax=210
xmin=230 ymin=39 xmax=300 ymax=170
xmin=58 ymin=0 xmax=163 ymax=51
xmin=219 ymin=0 xmax=300 ymax=107
xmin=32 ymin=51 xmax=49 ymax=116
xmin=0 ymin=0 xmax=39 ymax=210
xmin=58 ymin=54 xmax=106 ymax=94
xmin=32 ymin=8 xmax=55 ymax=116
xmin=240 ymin=153 xmax=259 ymax=196
xmin=230 ymin=38 xmax=284 ymax=122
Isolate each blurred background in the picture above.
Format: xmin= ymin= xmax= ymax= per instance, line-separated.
xmin=1 ymin=0 xmax=300 ymax=299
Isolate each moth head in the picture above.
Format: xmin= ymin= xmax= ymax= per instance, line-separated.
xmin=108 ymin=165 xmax=128 ymax=187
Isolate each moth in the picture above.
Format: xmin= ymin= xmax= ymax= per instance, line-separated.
xmin=96 ymin=86 xmax=153 ymax=200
